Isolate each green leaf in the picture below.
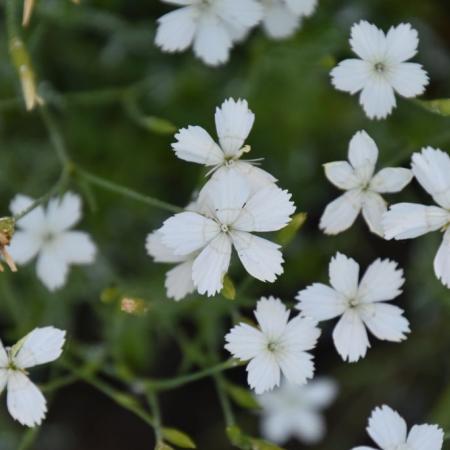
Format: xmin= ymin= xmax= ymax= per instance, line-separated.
xmin=277 ymin=212 xmax=307 ymax=245
xmin=249 ymin=438 xmax=286 ymax=450
xmin=226 ymin=383 xmax=260 ymax=410
xmin=226 ymin=426 xmax=252 ymax=449
xmin=155 ymin=442 xmax=174 ymax=450
xmin=221 ymin=275 xmax=236 ymax=300
xmin=416 ymin=99 xmax=450 ymax=116
xmin=142 ymin=116 xmax=177 ymax=135
xmin=162 ymin=427 xmax=196 ymax=449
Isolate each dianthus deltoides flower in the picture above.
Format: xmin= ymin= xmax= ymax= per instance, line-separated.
xmin=383 ymin=147 xmax=450 ymax=288
xmin=8 ymin=192 xmax=97 ymax=291
xmin=225 ymin=297 xmax=320 ymax=394
xmin=352 ymin=405 xmax=443 ymax=450
xmin=155 ymin=0 xmax=263 ymax=66
xmin=260 ymin=0 xmax=317 ymax=40
xmin=159 ymin=170 xmax=295 ymax=296
xmin=331 ymin=21 xmax=429 ymax=119
xmin=296 ymin=253 xmax=410 ymax=362
xmin=0 ymin=327 xmax=66 ymax=427
xmin=172 ymin=98 xmax=276 ymax=192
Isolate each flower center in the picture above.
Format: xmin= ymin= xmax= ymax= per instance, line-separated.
xmin=42 ymin=231 xmax=56 ymax=244
xmin=374 ymin=62 xmax=386 ymax=73
xmin=348 ymin=297 xmax=359 ymax=308
xmin=224 ymin=159 xmax=235 ymax=167
xmin=221 ymin=224 xmax=229 ymax=233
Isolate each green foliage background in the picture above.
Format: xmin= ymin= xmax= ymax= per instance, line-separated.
xmin=0 ymin=0 xmax=450 ymax=449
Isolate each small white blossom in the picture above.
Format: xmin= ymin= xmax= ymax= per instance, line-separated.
xmin=155 ymin=0 xmax=263 ymax=66
xmin=383 ymin=147 xmax=450 ymax=288
xmin=225 ymin=297 xmax=320 ymax=394
xmin=172 ymin=98 xmax=276 ymax=192
xmin=296 ymin=253 xmax=410 ymax=363
xmin=257 ymin=377 xmax=337 ymax=445
xmin=352 ymin=405 xmax=443 ymax=450
xmin=159 ymin=169 xmax=295 ymax=296
xmin=0 ymin=327 xmax=66 ymax=427
xmin=9 ymin=192 xmax=97 ymax=291
xmin=331 ymin=21 xmax=429 ymax=119
xmin=320 ymin=130 xmax=412 ymax=236
xmin=260 ymin=0 xmax=317 ymax=40
xmin=146 ymin=229 xmax=196 ymax=301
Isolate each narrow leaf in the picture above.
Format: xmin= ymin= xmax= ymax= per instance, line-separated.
xmin=162 ymin=427 xmax=196 ymax=449
xmin=221 ymin=275 xmax=236 ymax=300
xmin=226 ymin=383 xmax=260 ymax=410
xmin=417 ymin=99 xmax=450 ymax=117
xmin=277 ymin=212 xmax=307 ymax=245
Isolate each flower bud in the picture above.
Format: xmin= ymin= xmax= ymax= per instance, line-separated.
xmin=0 ymin=217 xmax=17 ymax=272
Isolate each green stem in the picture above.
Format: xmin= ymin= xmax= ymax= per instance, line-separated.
xmin=77 ymin=168 xmax=182 ymax=214
xmin=213 ymin=373 xmax=235 ymax=427
xmin=147 ymin=391 xmax=163 ymax=442
xmin=142 ymin=358 xmax=238 ymax=391
xmin=41 ymin=373 xmax=78 ymax=393
xmin=17 ymin=427 xmax=40 ymax=450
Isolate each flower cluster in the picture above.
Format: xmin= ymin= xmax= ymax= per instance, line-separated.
xmin=155 ymin=0 xmax=318 ymax=65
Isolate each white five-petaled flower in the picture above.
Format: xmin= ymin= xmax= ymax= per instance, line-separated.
xmin=331 ymin=21 xmax=429 ymax=119
xmin=146 ymin=229 xmax=196 ymax=301
xmin=320 ymin=130 xmax=412 ymax=236
xmin=159 ymin=170 xmax=295 ymax=296
xmin=352 ymin=405 xmax=443 ymax=450
xmin=257 ymin=377 xmax=338 ymax=445
xmin=225 ymin=297 xmax=320 ymax=394
xmin=155 ymin=0 xmax=263 ymax=66
xmin=296 ymin=253 xmax=410 ymax=363
xmin=383 ymin=147 xmax=450 ymax=288
xmin=0 ymin=327 xmax=66 ymax=427
xmin=172 ymin=98 xmax=276 ymax=192
xmin=8 ymin=192 xmax=97 ymax=291
xmin=260 ymin=0 xmax=317 ymax=40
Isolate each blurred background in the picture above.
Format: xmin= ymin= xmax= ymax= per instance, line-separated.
xmin=0 ymin=0 xmax=450 ymax=449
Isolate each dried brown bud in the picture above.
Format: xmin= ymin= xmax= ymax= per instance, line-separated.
xmin=0 ymin=217 xmax=17 ymax=272
xmin=120 ymin=297 xmax=148 ymax=316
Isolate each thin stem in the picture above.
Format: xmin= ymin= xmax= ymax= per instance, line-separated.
xmin=41 ymin=373 xmax=78 ymax=393
xmin=77 ymin=168 xmax=182 ymax=214
xmin=142 ymin=358 xmax=238 ymax=391
xmin=17 ymin=427 xmax=40 ymax=450
xmin=213 ymin=373 xmax=235 ymax=427
xmin=147 ymin=391 xmax=163 ymax=442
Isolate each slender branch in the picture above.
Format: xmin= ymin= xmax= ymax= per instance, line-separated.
xmin=142 ymin=358 xmax=239 ymax=391
xmin=17 ymin=427 xmax=40 ymax=450
xmin=213 ymin=373 xmax=235 ymax=427
xmin=147 ymin=391 xmax=163 ymax=442
xmin=77 ymin=168 xmax=182 ymax=214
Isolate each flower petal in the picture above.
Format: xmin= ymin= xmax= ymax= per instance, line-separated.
xmin=362 ymin=191 xmax=387 ymax=237
xmin=146 ymin=230 xmax=187 ymax=264
xmin=215 ymin=98 xmax=255 ymax=157
xmin=281 ymin=316 xmax=321 ymax=352
xmin=172 ymin=126 xmax=224 ymax=166
xmin=231 ymin=231 xmax=284 ymax=283
xmin=330 ymin=59 xmax=371 ymax=94
xmin=54 ymin=231 xmax=96 ymax=265
xmin=277 ymin=350 xmax=315 ymax=386
xmin=214 ymin=0 xmax=262 ymax=29
xmin=165 ymin=260 xmax=195 ymax=301
xmin=407 ymin=424 xmax=444 ymax=450
xmin=411 ymin=147 xmax=450 ymax=209
xmin=233 ymin=185 xmax=295 ymax=232
xmin=324 ymin=161 xmax=360 ymax=190
xmin=358 ymin=258 xmax=404 ymax=303
xmin=225 ymin=323 xmax=265 ymax=361
xmin=7 ymin=371 xmax=47 ymax=427
xmin=332 ymin=309 xmax=370 ymax=363
xmin=13 ymin=327 xmax=65 ymax=369
xmin=434 ymin=229 xmax=450 ymax=288
xmin=383 ymin=203 xmax=449 ymax=240
xmin=254 ymin=296 xmax=290 ymax=340
xmin=295 ymin=283 xmax=347 ymax=321
xmin=359 ymin=79 xmax=396 ymax=120
xmin=192 ymin=232 xmax=232 ymax=296
xmin=367 ymin=405 xmax=407 ymax=450
xmin=160 ymin=212 xmax=220 ymax=256
xmin=319 ymin=190 xmax=363 ymax=235
xmin=285 ymin=0 xmax=317 ymax=16
xmin=348 ymin=130 xmax=379 ymax=182
xmin=369 ymin=168 xmax=413 ymax=193
xmin=359 ymin=303 xmax=410 ymax=342
xmin=385 ymin=23 xmax=419 ymax=63
xmin=155 ymin=6 xmax=197 ymax=53
xmin=262 ymin=1 xmax=300 ymax=39
xmin=36 ymin=246 xmax=69 ymax=291
xmin=247 ymin=351 xmax=281 ymax=394
xmin=10 ymin=195 xmax=46 ymax=232
xmin=46 ymin=192 xmax=82 ymax=232
xmin=329 ymin=252 xmax=360 ymax=299
xmin=389 ymin=62 xmax=429 ymax=98
xmin=7 ymin=231 xmax=41 ymax=265
xmin=301 ymin=377 xmax=338 ymax=409
xmin=350 ymin=21 xmax=386 ymax=62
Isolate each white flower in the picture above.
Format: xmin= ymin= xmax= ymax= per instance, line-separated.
xmin=0 ymin=327 xmax=66 ymax=427
xmin=383 ymin=147 xmax=450 ymax=288
xmin=257 ymin=377 xmax=337 ymax=444
xmin=296 ymin=252 xmax=410 ymax=363
xmin=320 ymin=130 xmax=412 ymax=236
xmin=8 ymin=192 xmax=97 ymax=291
xmin=331 ymin=21 xmax=429 ymax=119
xmin=260 ymin=0 xmax=317 ymax=39
xmin=172 ymin=98 xmax=276 ymax=192
xmin=225 ymin=297 xmax=320 ymax=394
xmin=146 ymin=229 xmax=196 ymax=301
xmin=159 ymin=169 xmax=295 ymax=296
xmin=352 ymin=405 xmax=443 ymax=450
xmin=155 ymin=0 xmax=263 ymax=66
